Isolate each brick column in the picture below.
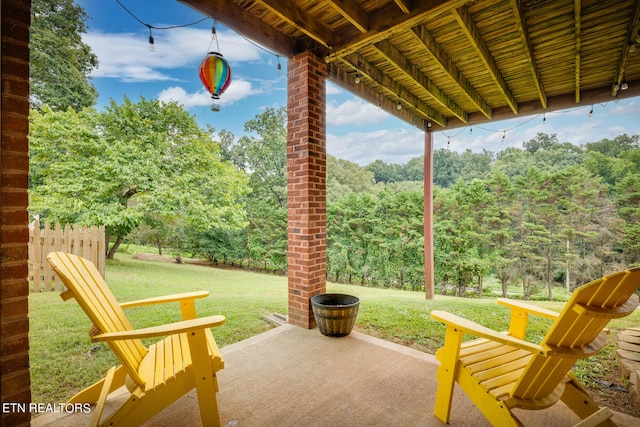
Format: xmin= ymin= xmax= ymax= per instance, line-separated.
xmin=286 ymin=51 xmax=327 ymax=328
xmin=1 ymin=1 xmax=32 ymax=426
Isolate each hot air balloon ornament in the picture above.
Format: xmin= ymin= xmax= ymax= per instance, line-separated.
xmin=199 ymin=51 xmax=231 ymax=112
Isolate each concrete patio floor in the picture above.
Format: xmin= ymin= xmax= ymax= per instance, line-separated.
xmin=32 ymin=324 xmax=640 ymax=427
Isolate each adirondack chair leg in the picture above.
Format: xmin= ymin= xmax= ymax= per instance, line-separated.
xmin=188 ymin=329 xmax=222 ymax=427
xmin=90 ymin=366 xmax=117 ymax=427
xmin=560 ymin=376 xmax=617 ymax=427
xmin=457 ymin=368 xmax=523 ymax=427
xmin=68 ymin=365 xmax=127 ymax=405
xmin=434 ymin=325 xmax=463 ymax=423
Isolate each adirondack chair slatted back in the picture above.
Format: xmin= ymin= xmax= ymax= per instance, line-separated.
xmin=511 ymin=267 xmax=640 ymax=399
xmin=47 ymin=252 xmax=148 ymax=387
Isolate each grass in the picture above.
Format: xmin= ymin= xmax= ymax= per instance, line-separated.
xmin=29 ymin=254 xmax=640 ymax=406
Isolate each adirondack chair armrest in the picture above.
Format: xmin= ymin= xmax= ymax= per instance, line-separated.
xmin=496 ymin=298 xmax=560 ymax=320
xmin=431 ymin=310 xmax=546 ymax=356
xmin=90 ymin=315 xmax=226 ymax=342
xmin=495 ymin=298 xmax=559 ymax=339
xmin=119 ymin=291 xmax=210 ymax=309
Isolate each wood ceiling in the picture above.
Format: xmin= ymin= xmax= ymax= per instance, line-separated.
xmin=180 ymin=0 xmax=640 ymax=131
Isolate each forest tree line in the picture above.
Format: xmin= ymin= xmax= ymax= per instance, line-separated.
xmin=29 ymin=101 xmax=640 ymax=300
xmin=141 ymin=110 xmax=640 ymax=300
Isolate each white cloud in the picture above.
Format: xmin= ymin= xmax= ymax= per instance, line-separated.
xmin=327 ymin=98 xmax=390 ymax=126
xmin=157 ymin=79 xmax=257 ymax=108
xmin=328 ymin=128 xmax=425 ymax=165
xmin=84 ymin=28 xmax=264 ymax=83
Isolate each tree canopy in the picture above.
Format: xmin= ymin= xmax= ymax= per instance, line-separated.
xmin=29 ymin=97 xmax=250 ymax=258
xmin=30 ymin=0 xmax=98 ymax=111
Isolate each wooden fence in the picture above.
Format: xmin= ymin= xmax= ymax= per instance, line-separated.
xmin=28 ymin=220 xmax=106 ymax=292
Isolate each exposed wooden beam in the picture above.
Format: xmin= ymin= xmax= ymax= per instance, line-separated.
xmin=257 ymin=0 xmax=333 ymax=47
xmin=508 ymin=0 xmax=546 ymax=109
xmin=433 ymin=78 xmax=640 ymax=131
xmin=394 ymin=0 xmax=411 ymax=14
xmin=575 ymin=0 xmax=581 ymax=103
xmin=410 ymin=25 xmax=492 ymax=119
xmin=178 ymin=0 xmax=294 ymax=57
xmin=612 ymin=0 xmax=640 ymax=96
xmin=328 ymin=0 xmax=469 ymax=60
xmin=327 ymin=62 xmax=436 ymax=131
xmin=373 ymin=40 xmax=467 ymax=123
xmin=452 ymin=6 xmax=519 ymax=115
xmin=326 ymin=0 xmax=368 ymax=33
xmin=335 ymin=55 xmax=446 ymax=127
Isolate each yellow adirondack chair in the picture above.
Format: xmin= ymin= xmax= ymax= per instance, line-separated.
xmin=431 ymin=267 xmax=640 ymax=427
xmin=47 ymin=252 xmax=226 ymax=427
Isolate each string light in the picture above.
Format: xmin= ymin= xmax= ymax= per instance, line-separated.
xmin=441 ymin=103 xmax=604 ymax=149
xmin=147 ymin=27 xmax=155 ymax=52
xmin=115 ymin=0 xmax=285 ymax=74
xmin=543 ymin=113 xmax=546 ymax=124
xmin=115 ymin=0 xmax=209 ymax=52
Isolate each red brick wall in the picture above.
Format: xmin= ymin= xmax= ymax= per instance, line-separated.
xmin=1 ymin=1 xmax=32 ymax=426
xmin=287 ymin=51 xmax=327 ymax=328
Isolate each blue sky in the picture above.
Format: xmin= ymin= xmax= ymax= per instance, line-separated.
xmin=77 ymin=0 xmax=640 ymax=165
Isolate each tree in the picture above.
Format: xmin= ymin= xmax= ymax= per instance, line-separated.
xmin=458 ymin=149 xmax=493 ymax=182
xmin=30 ymin=0 xmax=98 ymax=111
xmin=433 ymin=148 xmax=462 ymax=187
xmin=222 ymin=107 xmax=288 ymax=270
xmin=29 ymin=97 xmax=250 ymax=258
xmin=365 ymin=160 xmax=403 ymax=183
xmin=615 ymin=172 xmax=640 ymax=264
xmin=327 ymin=155 xmax=376 ymax=199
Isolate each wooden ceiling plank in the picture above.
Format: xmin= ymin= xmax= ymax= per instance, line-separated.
xmin=257 ymin=0 xmax=333 ymax=47
xmin=410 ymin=25 xmax=492 ymax=119
xmin=611 ymin=0 xmax=640 ymax=96
xmin=337 ymin=55 xmax=447 ymax=127
xmin=326 ymin=0 xmax=368 ymax=33
xmin=452 ymin=6 xmax=519 ymax=115
xmin=373 ymin=40 xmax=468 ymax=122
xmin=329 ymin=0 xmax=469 ymax=60
xmin=394 ymin=0 xmax=411 ymax=14
xmin=508 ymin=0 xmax=547 ymax=109
xmin=575 ymin=0 xmax=581 ymax=103
xmin=328 ymin=62 xmax=433 ymax=131
xmin=178 ymin=0 xmax=295 ymax=57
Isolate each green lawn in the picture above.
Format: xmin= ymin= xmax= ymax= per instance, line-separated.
xmin=29 ymin=254 xmax=640 ymax=404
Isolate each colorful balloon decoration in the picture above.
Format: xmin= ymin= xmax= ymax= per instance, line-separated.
xmin=199 ymin=51 xmax=232 ymax=112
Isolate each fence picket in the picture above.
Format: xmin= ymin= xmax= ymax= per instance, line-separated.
xmin=28 ymin=220 xmax=106 ymax=292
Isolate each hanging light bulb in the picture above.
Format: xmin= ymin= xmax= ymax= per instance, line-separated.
xmin=277 ymin=56 xmax=282 ymax=76
xmin=621 ymin=79 xmax=629 ymax=90
xmin=589 ymin=105 xmax=593 ymax=117
xmin=397 ymin=98 xmax=402 ymax=110
xmin=148 ymin=27 xmax=155 ymax=52
xmin=354 ymin=71 xmax=361 ymax=84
